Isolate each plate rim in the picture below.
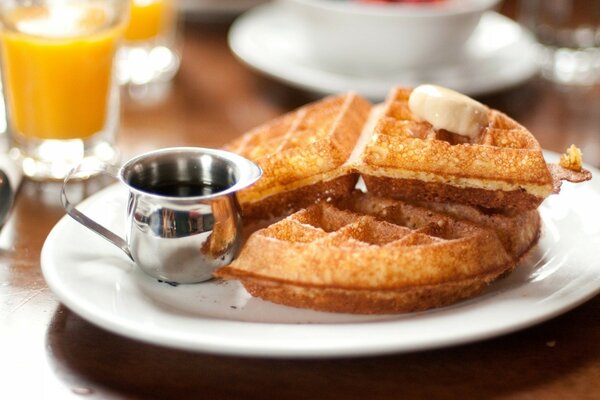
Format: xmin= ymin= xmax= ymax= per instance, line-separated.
xmin=41 ymin=152 xmax=600 ymax=358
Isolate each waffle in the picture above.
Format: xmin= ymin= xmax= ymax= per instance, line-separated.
xmin=355 ymin=87 xmax=556 ymax=210
xmin=215 ymin=192 xmax=540 ymax=314
xmin=225 ymin=93 xmax=371 ymax=219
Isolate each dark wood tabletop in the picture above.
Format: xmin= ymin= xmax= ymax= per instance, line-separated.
xmin=1 ymin=3 xmax=599 ymax=399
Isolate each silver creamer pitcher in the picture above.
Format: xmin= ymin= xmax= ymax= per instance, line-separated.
xmin=61 ymin=147 xmax=261 ymax=284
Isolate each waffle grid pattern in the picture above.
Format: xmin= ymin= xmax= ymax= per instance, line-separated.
xmin=376 ymin=88 xmax=540 ymax=150
xmin=225 ymin=93 xmax=370 ymax=197
xmin=222 ymin=192 xmax=527 ymax=290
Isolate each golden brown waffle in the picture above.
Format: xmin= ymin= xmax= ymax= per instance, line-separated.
xmin=215 ymin=192 xmax=540 ymax=314
xmin=355 ymin=87 xmax=555 ymax=210
xmin=225 ymin=93 xmax=371 ymax=219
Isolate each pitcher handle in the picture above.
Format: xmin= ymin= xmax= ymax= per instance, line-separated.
xmin=60 ymin=162 xmax=134 ymax=261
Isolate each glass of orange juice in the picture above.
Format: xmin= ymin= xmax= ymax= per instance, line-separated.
xmin=0 ymin=0 xmax=128 ymax=180
xmin=117 ymin=0 xmax=180 ymax=88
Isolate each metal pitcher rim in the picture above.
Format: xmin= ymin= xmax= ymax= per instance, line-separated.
xmin=118 ymin=147 xmax=262 ymax=201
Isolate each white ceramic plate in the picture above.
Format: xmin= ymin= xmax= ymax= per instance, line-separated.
xmin=228 ymin=4 xmax=539 ymax=100
xmin=41 ymin=152 xmax=600 ymax=358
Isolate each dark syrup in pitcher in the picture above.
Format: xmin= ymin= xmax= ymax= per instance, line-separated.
xmin=149 ymin=181 xmax=228 ymax=197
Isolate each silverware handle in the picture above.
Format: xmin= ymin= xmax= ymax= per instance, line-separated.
xmin=60 ymin=163 xmax=134 ymax=261
xmin=0 ymin=158 xmax=23 ymax=227
xmin=0 ymin=170 xmax=14 ymax=227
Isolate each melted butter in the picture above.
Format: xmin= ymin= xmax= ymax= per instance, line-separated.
xmin=408 ymin=84 xmax=489 ymax=139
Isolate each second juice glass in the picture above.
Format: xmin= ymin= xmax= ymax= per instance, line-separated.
xmin=118 ymin=0 xmax=180 ymax=87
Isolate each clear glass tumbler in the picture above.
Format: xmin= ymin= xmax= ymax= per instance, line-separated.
xmin=0 ymin=0 xmax=128 ymax=180
xmin=520 ymin=0 xmax=600 ymax=84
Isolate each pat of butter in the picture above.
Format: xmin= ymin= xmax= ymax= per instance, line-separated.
xmin=408 ymin=84 xmax=489 ymax=139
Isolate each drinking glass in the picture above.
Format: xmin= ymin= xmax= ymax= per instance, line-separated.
xmin=117 ymin=0 xmax=181 ymax=87
xmin=520 ymin=0 xmax=600 ymax=84
xmin=0 ymin=0 xmax=128 ymax=180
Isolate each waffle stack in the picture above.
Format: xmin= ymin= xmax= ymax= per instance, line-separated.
xmin=216 ymin=85 xmax=591 ymax=314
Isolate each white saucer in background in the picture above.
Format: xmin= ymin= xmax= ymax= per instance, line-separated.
xmin=229 ymin=4 xmax=539 ymax=99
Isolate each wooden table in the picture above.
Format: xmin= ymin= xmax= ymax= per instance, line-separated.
xmin=1 ymin=7 xmax=599 ymax=400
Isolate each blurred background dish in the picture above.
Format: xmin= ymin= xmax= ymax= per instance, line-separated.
xmin=229 ymin=3 xmax=538 ymax=99
xmin=282 ymin=0 xmax=500 ymax=75
xmin=180 ymin=0 xmax=265 ymax=19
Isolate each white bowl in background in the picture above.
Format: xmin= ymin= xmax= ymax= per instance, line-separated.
xmin=281 ymin=0 xmax=501 ymax=75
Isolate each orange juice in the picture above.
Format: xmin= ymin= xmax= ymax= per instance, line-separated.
xmin=124 ymin=0 xmax=174 ymax=42
xmin=0 ymin=3 xmax=124 ymax=140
